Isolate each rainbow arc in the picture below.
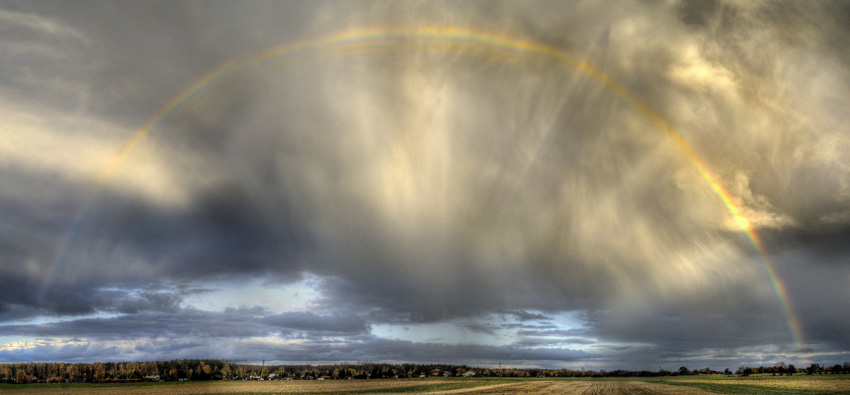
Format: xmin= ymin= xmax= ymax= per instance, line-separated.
xmin=45 ymin=26 xmax=803 ymax=348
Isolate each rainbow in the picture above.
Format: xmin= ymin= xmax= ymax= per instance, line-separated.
xmin=45 ymin=26 xmax=803 ymax=347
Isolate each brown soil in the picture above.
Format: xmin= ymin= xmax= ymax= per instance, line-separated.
xmin=0 ymin=379 xmax=453 ymax=394
xmin=0 ymin=379 xmax=717 ymax=394
xmin=683 ymin=377 xmax=850 ymax=392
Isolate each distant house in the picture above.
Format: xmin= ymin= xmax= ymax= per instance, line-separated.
xmin=462 ymin=371 xmax=476 ymax=377
xmin=249 ymin=375 xmax=264 ymax=381
xmin=267 ymin=373 xmax=277 ymax=380
xmin=144 ymin=375 xmax=160 ymax=382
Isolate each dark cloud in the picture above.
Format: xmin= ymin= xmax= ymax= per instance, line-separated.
xmin=0 ymin=310 xmax=252 ymax=340
xmin=460 ymin=322 xmax=497 ymax=336
xmin=510 ymin=311 xmax=553 ymax=322
xmin=513 ymin=334 xmax=596 ymax=348
xmin=263 ymin=312 xmax=370 ymax=335
xmin=677 ymin=0 xmax=719 ymax=28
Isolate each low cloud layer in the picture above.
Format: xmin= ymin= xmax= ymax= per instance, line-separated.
xmin=2 ymin=0 xmax=849 ymax=370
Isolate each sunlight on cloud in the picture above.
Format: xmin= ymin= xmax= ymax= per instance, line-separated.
xmin=669 ymin=45 xmax=738 ymax=100
xmin=724 ymin=171 xmax=796 ymax=230
xmin=376 ymin=66 xmax=454 ymax=233
xmin=0 ymin=339 xmax=38 ymax=352
xmin=0 ymin=338 xmax=87 ymax=352
xmin=0 ymin=104 xmax=192 ymax=208
xmin=249 ymin=17 xmax=778 ymax=315
xmin=181 ymin=277 xmax=321 ymax=313
xmin=372 ymin=322 xmax=507 ymax=347
xmin=0 ymin=8 xmax=87 ymax=47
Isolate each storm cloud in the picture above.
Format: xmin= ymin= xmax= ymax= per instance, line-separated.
xmin=2 ymin=0 xmax=849 ymax=370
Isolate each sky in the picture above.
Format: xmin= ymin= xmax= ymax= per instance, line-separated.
xmin=1 ymin=0 xmax=849 ymax=371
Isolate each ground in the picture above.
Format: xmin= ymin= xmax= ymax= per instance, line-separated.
xmin=2 ymin=376 xmax=850 ymax=394
xmin=438 ymin=380 xmax=713 ymax=394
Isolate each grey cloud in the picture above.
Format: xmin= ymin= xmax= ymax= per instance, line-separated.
xmin=460 ymin=322 xmax=496 ymax=336
xmin=513 ymin=336 xmax=596 ymax=348
xmin=0 ymin=0 xmax=757 ymax=321
xmin=179 ymin=335 xmax=597 ymax=368
xmin=134 ymin=342 xmax=204 ymax=354
xmin=509 ymin=311 xmax=552 ymax=322
xmin=0 ymin=306 xmax=372 ymax=342
xmin=0 ymin=339 xmax=210 ymax=364
xmin=517 ymin=328 xmax=587 ymax=336
xmin=108 ymin=290 xmax=182 ymax=314
xmin=500 ymin=323 xmax=558 ymax=330
xmin=677 ymin=0 xmax=719 ymax=29
xmin=772 ymin=249 xmax=850 ymax=350
xmin=0 ymin=314 xmax=595 ymax=367
xmin=1 ymin=313 xmax=229 ymax=341
xmin=263 ymin=312 xmax=370 ymax=335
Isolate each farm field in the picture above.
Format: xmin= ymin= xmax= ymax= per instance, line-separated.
xmin=659 ymin=375 xmax=850 ymax=394
xmin=0 ymin=380 xmax=701 ymax=395
xmin=0 ymin=379 xmax=482 ymax=395
xmin=2 ymin=376 xmax=850 ymax=394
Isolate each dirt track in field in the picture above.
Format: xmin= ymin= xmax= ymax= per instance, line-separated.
xmin=433 ymin=380 xmax=713 ymax=394
xmin=0 ymin=380 xmax=715 ymax=394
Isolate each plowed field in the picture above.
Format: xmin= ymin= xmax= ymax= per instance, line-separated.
xmin=0 ymin=380 xmax=714 ymax=394
xmin=675 ymin=377 xmax=850 ymax=392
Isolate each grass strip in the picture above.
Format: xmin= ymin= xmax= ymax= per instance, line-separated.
xmin=0 ymin=381 xmax=170 ymax=388
xmin=662 ymin=380 xmax=850 ymax=395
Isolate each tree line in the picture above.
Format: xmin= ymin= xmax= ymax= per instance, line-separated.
xmin=2 ymin=360 xmax=849 ymax=384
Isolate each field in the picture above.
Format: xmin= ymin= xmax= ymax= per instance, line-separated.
xmin=2 ymin=376 xmax=850 ymax=394
xmin=659 ymin=375 xmax=850 ymax=394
